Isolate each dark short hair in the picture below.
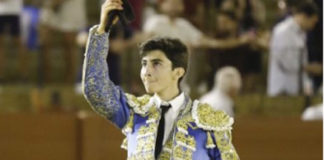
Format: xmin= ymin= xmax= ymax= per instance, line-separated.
xmin=295 ymin=1 xmax=319 ymax=16
xmin=139 ymin=37 xmax=189 ymax=82
xmin=139 ymin=37 xmax=188 ymax=71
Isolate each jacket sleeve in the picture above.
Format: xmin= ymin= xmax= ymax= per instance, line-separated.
xmin=210 ymin=130 xmax=239 ymax=160
xmin=82 ymin=25 xmax=131 ymax=129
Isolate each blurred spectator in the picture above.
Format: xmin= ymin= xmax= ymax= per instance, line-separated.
xmin=21 ymin=6 xmax=40 ymax=51
xmin=275 ymin=0 xmax=322 ymax=94
xmin=39 ymin=0 xmax=87 ymax=83
xmin=142 ymin=0 xmax=203 ymax=47
xmin=302 ymin=103 xmax=323 ymax=121
xmin=206 ymin=10 xmax=264 ymax=91
xmin=267 ymin=1 xmax=319 ymax=96
xmin=0 ymin=0 xmax=28 ymax=81
xmin=217 ymin=0 xmax=266 ymax=31
xmin=200 ymin=66 xmax=242 ymax=118
xmin=142 ymin=0 xmax=250 ymax=48
xmin=239 ymin=0 xmax=266 ymax=31
xmin=306 ymin=0 xmax=322 ymax=94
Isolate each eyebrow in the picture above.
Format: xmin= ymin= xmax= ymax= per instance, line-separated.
xmin=142 ymin=58 xmax=163 ymax=63
xmin=151 ymin=59 xmax=163 ymax=63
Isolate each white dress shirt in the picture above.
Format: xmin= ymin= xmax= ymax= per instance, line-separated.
xmin=267 ymin=17 xmax=311 ymax=96
xmin=153 ymin=92 xmax=185 ymax=145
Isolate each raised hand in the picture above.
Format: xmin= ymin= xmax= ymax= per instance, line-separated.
xmin=97 ymin=0 xmax=123 ymax=34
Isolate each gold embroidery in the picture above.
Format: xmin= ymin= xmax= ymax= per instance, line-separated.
xmin=173 ymin=131 xmax=196 ymax=160
xmin=158 ymin=140 xmax=173 ymax=160
xmin=122 ymin=111 xmax=134 ymax=135
xmin=134 ymin=119 xmax=158 ymax=159
xmin=125 ymin=94 xmax=153 ymax=115
xmin=176 ymin=114 xmax=194 ymax=133
xmin=173 ymin=145 xmax=193 ymax=160
xmin=214 ymin=130 xmax=239 ymax=160
xmin=192 ymin=101 xmax=234 ymax=131
xmin=121 ymin=138 xmax=128 ymax=150
xmin=147 ymin=105 xmax=160 ymax=123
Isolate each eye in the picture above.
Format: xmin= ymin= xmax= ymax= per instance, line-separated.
xmin=153 ymin=61 xmax=161 ymax=67
xmin=141 ymin=61 xmax=147 ymax=66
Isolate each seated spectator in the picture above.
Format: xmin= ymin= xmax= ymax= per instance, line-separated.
xmin=200 ymin=66 xmax=242 ymax=117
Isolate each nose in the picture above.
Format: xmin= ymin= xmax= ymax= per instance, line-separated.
xmin=142 ymin=65 xmax=153 ymax=77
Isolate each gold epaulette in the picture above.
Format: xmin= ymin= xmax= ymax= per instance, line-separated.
xmin=192 ymin=100 xmax=234 ymax=131
xmin=192 ymin=100 xmax=239 ymax=160
xmin=125 ymin=93 xmax=153 ymax=115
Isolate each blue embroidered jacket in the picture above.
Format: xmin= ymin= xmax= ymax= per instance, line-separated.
xmin=82 ymin=26 xmax=239 ymax=160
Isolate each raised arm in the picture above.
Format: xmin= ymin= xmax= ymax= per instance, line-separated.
xmin=82 ymin=0 xmax=130 ymax=129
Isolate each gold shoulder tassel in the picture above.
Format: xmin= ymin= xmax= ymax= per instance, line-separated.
xmin=206 ymin=132 xmax=216 ymax=149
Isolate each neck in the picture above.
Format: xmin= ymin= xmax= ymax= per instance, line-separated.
xmin=168 ymin=15 xmax=178 ymax=22
xmin=293 ymin=15 xmax=305 ymax=31
xmin=157 ymin=85 xmax=180 ymax=101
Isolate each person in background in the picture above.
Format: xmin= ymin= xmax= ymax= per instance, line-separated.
xmin=302 ymin=103 xmax=323 ymax=121
xmin=0 ymin=0 xmax=27 ymax=82
xmin=205 ymin=10 xmax=265 ymax=92
xmin=306 ymin=0 xmax=322 ymax=94
xmin=142 ymin=0 xmax=250 ymax=49
xmin=267 ymin=1 xmax=319 ymax=97
xmin=200 ymin=66 xmax=242 ymax=118
xmin=39 ymin=0 xmax=87 ymax=83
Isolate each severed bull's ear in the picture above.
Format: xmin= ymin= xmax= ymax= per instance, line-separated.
xmin=105 ymin=0 xmax=135 ymax=32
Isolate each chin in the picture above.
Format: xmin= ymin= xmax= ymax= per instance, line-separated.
xmin=145 ymin=89 xmax=154 ymax=94
xmin=144 ymin=85 xmax=160 ymax=94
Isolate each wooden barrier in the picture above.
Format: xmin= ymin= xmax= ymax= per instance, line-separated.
xmin=0 ymin=113 xmax=79 ymax=160
xmin=81 ymin=115 xmax=127 ymax=160
xmin=233 ymin=116 xmax=323 ymax=160
xmin=0 ymin=113 xmax=321 ymax=160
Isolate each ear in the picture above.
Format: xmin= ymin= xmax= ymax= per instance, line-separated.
xmin=173 ymin=67 xmax=185 ymax=79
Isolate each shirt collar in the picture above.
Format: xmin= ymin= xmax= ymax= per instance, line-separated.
xmin=288 ymin=17 xmax=305 ymax=35
xmin=153 ymin=92 xmax=185 ymax=112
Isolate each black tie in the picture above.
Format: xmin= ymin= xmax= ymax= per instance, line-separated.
xmin=155 ymin=104 xmax=171 ymax=159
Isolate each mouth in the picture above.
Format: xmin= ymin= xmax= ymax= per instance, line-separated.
xmin=145 ymin=80 xmax=156 ymax=84
xmin=144 ymin=79 xmax=157 ymax=84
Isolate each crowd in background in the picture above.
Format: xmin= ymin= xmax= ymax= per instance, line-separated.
xmin=0 ymin=0 xmax=322 ymax=117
